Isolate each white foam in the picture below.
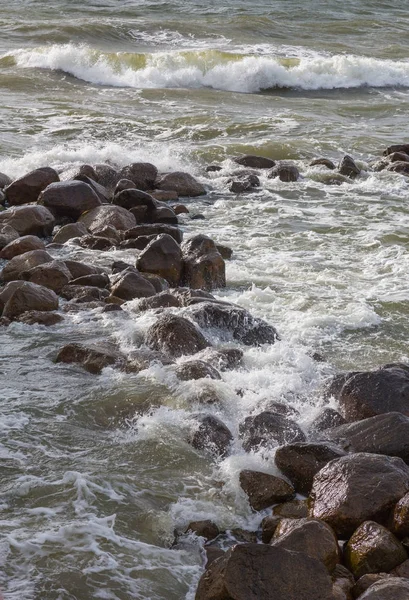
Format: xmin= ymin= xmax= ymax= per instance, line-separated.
xmin=8 ymin=43 xmax=409 ymax=92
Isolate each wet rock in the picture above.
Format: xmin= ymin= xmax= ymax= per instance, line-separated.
xmin=113 ymin=188 xmax=156 ymax=212
xmin=124 ymin=224 xmax=183 ymax=244
xmin=136 ymin=233 xmax=182 ymax=286
xmin=181 ymin=235 xmax=225 ymax=291
xmin=309 ymin=453 xmax=409 ymax=537
xmin=216 ymin=244 xmax=233 ymax=259
xmin=119 ymin=162 xmax=158 ymax=191
xmin=74 ymin=174 xmax=111 ymax=203
xmin=129 ymin=205 xmax=149 ymax=222
xmin=261 ymin=515 xmax=282 ymax=543
xmin=352 ymin=574 xmax=393 ymax=599
xmin=156 ymin=171 xmax=206 ymax=197
xmin=55 ymin=343 xmax=126 ymax=374
xmin=77 ymin=235 xmax=113 ymax=251
xmin=0 ymin=172 xmax=12 ymax=188
xmin=79 ymin=204 xmax=136 ymax=232
xmin=52 ymin=222 xmax=88 ymax=244
xmin=172 ymin=287 xmax=216 ymax=307
xmin=275 ymin=442 xmax=346 ymax=495
xmin=185 ymin=520 xmax=220 ymax=541
xmin=110 ymin=270 xmax=156 ymax=301
xmin=194 ymin=347 xmax=243 ymax=371
xmin=175 ymin=360 xmax=221 ymax=381
xmin=60 ymin=164 xmax=96 ymax=182
xmin=69 ymin=274 xmax=110 ymax=289
xmin=205 ymin=547 xmax=225 ymax=568
xmin=194 ymin=543 xmax=333 ymax=600
xmin=339 ymin=155 xmax=361 ymax=178
xmin=4 ymin=167 xmax=59 ymax=206
xmin=94 ymin=164 xmax=121 ymax=192
xmin=23 ymin=260 xmax=72 ymax=293
xmin=1 ymin=249 xmax=53 ymax=282
xmin=332 ymin=565 xmax=355 ymax=600
xmin=387 ymin=161 xmax=409 ymax=175
xmin=268 ymin=163 xmax=300 ymax=182
xmin=145 ymin=313 xmax=210 ymax=358
xmin=39 ymin=180 xmax=102 ymax=219
xmin=358 ymin=577 xmax=409 ymax=599
xmin=60 ymin=285 xmax=110 ymax=303
xmin=150 ymin=190 xmax=179 ymax=202
xmin=319 ymin=412 xmax=409 ymax=462
xmin=63 ymin=260 xmax=104 ymax=280
xmin=0 ymin=205 xmax=55 ymax=237
xmin=344 ymin=521 xmax=407 ymax=578
xmin=205 ymin=165 xmax=222 ymax=173
xmin=119 ymin=236 xmax=152 ymax=250
xmin=190 ymin=213 xmax=205 ymax=220
xmin=271 ymin=517 xmax=340 ymax=572
xmin=310 ymin=407 xmax=346 ymax=432
xmin=114 ymin=178 xmax=136 ymax=195
xmin=189 ymin=414 xmax=233 ymax=458
xmin=310 ymin=158 xmax=336 ymax=169
xmin=16 ymin=310 xmax=63 ymax=326
xmin=229 ymin=175 xmax=260 ymax=193
xmin=1 ymin=281 xmax=58 ymax=319
xmin=136 ymin=291 xmax=180 ymax=311
xmin=92 ymin=225 xmax=121 ymax=244
xmin=0 ymin=224 xmax=19 ymax=250
xmin=239 ymin=470 xmax=295 ymax=511
xmin=141 ymin=272 xmax=169 ymax=293
xmin=173 ymin=204 xmax=189 ymax=215
xmin=273 ymin=499 xmax=309 ymax=519
xmin=152 ymin=204 xmax=178 ymax=225
xmin=334 ymin=365 xmax=409 ymax=422
xmin=390 ymin=492 xmax=409 ymax=538
xmin=234 ymin=155 xmax=276 ymax=169
xmin=388 ymin=151 xmax=409 ymax=163
xmin=264 ymin=401 xmax=300 ymax=419
xmin=189 ymin=302 xmax=279 ymax=346
xmin=391 ymin=557 xmax=409 ymax=577
xmin=0 ymin=235 xmax=45 ymax=259
xmin=384 ymin=144 xmax=409 ymax=156
xmin=239 ymin=411 xmax=306 ymax=452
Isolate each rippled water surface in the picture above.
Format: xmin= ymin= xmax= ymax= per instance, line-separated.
xmin=1 ymin=1 xmax=409 ymax=598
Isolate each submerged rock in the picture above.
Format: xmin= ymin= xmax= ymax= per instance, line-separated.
xmin=175 ymin=360 xmax=221 ymax=381
xmin=234 ymin=155 xmax=276 ymax=169
xmin=189 ymin=414 xmax=233 ymax=458
xmin=185 ymin=520 xmax=220 ymax=542
xmin=268 ymin=163 xmax=300 ymax=182
xmin=339 ymin=155 xmax=361 ymax=178
xmin=310 ymin=158 xmax=336 ymax=169
xmin=55 ymin=343 xmax=127 ymax=374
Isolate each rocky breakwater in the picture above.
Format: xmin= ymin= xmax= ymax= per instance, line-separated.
xmin=2 ymin=147 xmax=409 ymax=600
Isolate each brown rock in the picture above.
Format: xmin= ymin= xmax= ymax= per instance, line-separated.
xmin=145 ymin=313 xmax=210 ymax=357
xmin=268 ymin=163 xmax=300 ymax=182
xmin=94 ymin=164 xmax=121 ymax=192
xmin=110 ymin=270 xmax=156 ymax=301
xmin=69 ymin=274 xmax=110 ymax=289
xmin=74 ymin=175 xmax=111 ymax=203
xmin=390 ymin=493 xmax=409 ymax=538
xmin=23 ymin=260 xmax=72 ymax=293
xmin=55 ymin=343 xmax=126 ymax=374
xmin=92 ymin=225 xmax=121 ymax=244
xmin=136 ymin=291 xmax=180 ymax=311
xmin=151 ymin=204 xmax=178 ymax=224
xmin=60 ymin=285 xmax=109 ymax=302
xmin=352 ymin=574 xmax=393 ymax=599
xmin=189 ymin=414 xmax=233 ymax=458
xmin=172 ymin=204 xmax=189 ymax=215
xmin=2 ymin=281 xmax=58 ymax=319
xmin=205 ymin=547 xmax=225 ymax=568
xmin=119 ymin=162 xmax=158 ymax=191
xmin=113 ymin=188 xmax=156 ymax=211
xmin=0 ymin=205 xmax=55 ymax=237
xmin=77 ymin=235 xmax=113 ymax=251
xmin=391 ymin=558 xmax=409 ymax=577
xmin=310 ymin=407 xmax=346 ymax=432
xmin=357 ymin=577 xmax=409 ymax=599
xmin=4 ymin=167 xmax=59 ymax=205
xmin=156 ymin=171 xmax=206 ymax=197
xmin=275 ymin=442 xmax=346 ymax=495
xmin=185 ymin=520 xmax=219 ymax=541
xmin=239 ymin=411 xmax=306 ymax=452
xmin=234 ymin=155 xmax=276 ymax=169
xmin=216 ymin=244 xmax=233 ymax=259
xmin=345 ymin=521 xmax=407 ymax=578
xmin=273 ymin=499 xmax=309 ymax=519
xmin=124 ymin=223 xmax=183 ymax=244
xmin=261 ymin=515 xmax=282 ymax=543
xmin=339 ymin=155 xmax=361 ymax=178
xmin=195 ymin=543 xmax=333 ymax=600
xmin=63 ymin=260 xmax=104 ymax=280
xmin=0 ymin=172 xmax=12 ymax=188
xmin=309 ymin=453 xmax=409 ymax=537
xmin=52 ymin=222 xmax=88 ymax=243
xmin=310 ymin=158 xmax=336 ymax=169
xmin=384 ymin=144 xmax=409 ymax=156
xmin=16 ymin=311 xmax=63 ymax=326
xmin=175 ymin=360 xmax=221 ymax=381
xmin=114 ymin=178 xmax=136 ymax=195
xmin=387 ymin=161 xmax=409 ymax=175
xmin=239 ymin=470 xmax=294 ymax=510
xmin=0 ymin=235 xmax=45 ymax=259
xmin=181 ymin=234 xmax=225 ymax=290
xmin=193 ymin=347 xmax=243 ymax=371
xmin=0 ymin=224 xmax=19 ymax=250
xmin=388 ymin=152 xmax=409 ymax=163
xmin=1 ymin=249 xmax=53 ymax=282
xmin=271 ymin=517 xmax=340 ymax=572
xmin=137 ymin=233 xmax=182 ymax=286
xmin=39 ymin=180 xmax=102 ymax=219
xmin=79 ymin=204 xmax=136 ymax=232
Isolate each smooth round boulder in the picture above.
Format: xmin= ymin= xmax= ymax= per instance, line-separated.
xmin=358 ymin=578 xmax=409 ymax=599
xmin=268 ymin=163 xmax=299 ymax=182
xmin=119 ymin=162 xmax=158 ymax=191
xmin=110 ymin=270 xmax=156 ymax=301
xmin=56 ymin=343 xmax=126 ymax=374
xmin=239 ymin=470 xmax=294 ymax=510
xmin=0 ymin=235 xmax=45 ymax=260
xmin=136 ymin=233 xmax=182 ymax=286
xmin=239 ymin=412 xmax=306 ymax=452
xmin=0 ymin=205 xmax=55 ymax=237
xmin=185 ymin=520 xmax=220 ymax=542
xmin=309 ymin=453 xmax=409 ymax=537
xmin=39 ymin=180 xmax=102 ymax=219
xmin=4 ymin=167 xmax=59 ymax=206
xmin=310 ymin=407 xmax=346 ymax=432
xmin=195 ymin=544 xmax=333 ymax=600
xmin=93 ymin=164 xmax=121 ymax=192
xmin=234 ymin=155 xmax=276 ymax=169
xmin=189 ymin=414 xmax=233 ymax=458
xmin=1 ymin=249 xmax=53 ymax=282
xmin=145 ymin=313 xmax=210 ymax=358
xmin=124 ymin=224 xmax=183 ymax=244
xmin=181 ymin=234 xmax=225 ymax=291
xmin=52 ymin=222 xmax=88 ymax=244
xmin=1 ymin=281 xmax=58 ymax=319
xmin=156 ymin=171 xmax=206 ymax=197
xmin=310 ymin=158 xmax=336 ymax=169
xmin=175 ymin=359 xmax=221 ymax=381
xmin=339 ymin=155 xmax=361 ymax=178
xmin=63 ymin=260 xmax=104 ymax=280
xmin=23 ymin=260 xmax=72 ymax=293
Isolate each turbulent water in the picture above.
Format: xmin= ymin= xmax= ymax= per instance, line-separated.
xmin=1 ymin=1 xmax=409 ymax=598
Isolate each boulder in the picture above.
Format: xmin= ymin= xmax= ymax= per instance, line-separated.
xmin=77 ymin=235 xmax=113 ymax=250
xmin=193 ymin=347 xmax=243 ymax=371
xmin=136 ymin=233 xmax=182 ymax=286
xmin=23 ymin=260 xmax=72 ymax=293
xmin=339 ymin=155 xmax=361 ymax=178
xmin=1 ymin=249 xmax=53 ymax=282
xmin=239 ymin=412 xmax=306 ymax=452
xmin=0 ymin=205 xmax=55 ymax=236
xmin=273 ymin=499 xmax=309 ymax=519
xmin=310 ymin=407 xmax=346 ymax=432
xmin=271 ymin=518 xmax=340 ymax=572
xmin=229 ymin=175 xmax=260 ymax=193
xmin=185 ymin=520 xmax=219 ymax=541
xmin=124 ymin=223 xmax=183 ymax=244
xmin=344 ymin=521 xmax=407 ymax=578
xmin=0 ymin=172 xmax=12 ymax=188
xmin=357 ymin=578 xmax=409 ymax=599
xmin=391 ymin=558 xmax=409 ymax=577
xmin=388 ymin=151 xmax=409 ymax=163
xmin=319 ymin=412 xmax=409 ymax=462
xmin=151 ymin=204 xmax=178 ymax=224
xmin=173 ymin=204 xmax=189 ymax=215
xmin=189 ymin=302 xmax=279 ymax=345
xmin=386 ymin=161 xmax=409 ymax=175
xmin=151 ymin=190 xmax=179 ymax=202
xmin=59 ymin=164 xmax=97 ymax=181
xmin=110 ymin=270 xmax=156 ymax=301
xmin=119 ymin=162 xmax=158 ymax=191
xmin=172 ymin=287 xmax=216 ymax=307
xmin=136 ymin=291 xmax=180 ymax=311
xmin=189 ymin=414 xmax=233 ymax=458
xmin=175 ymin=360 xmax=221 ymax=381
xmin=79 ymin=204 xmax=136 ymax=232
xmin=352 ymin=575 xmax=393 ymax=599
xmin=60 ymin=285 xmax=109 ymax=303
xmin=261 ymin=515 xmax=282 ymax=543
xmin=156 ymin=171 xmax=206 ymax=197
xmin=181 ymin=235 xmax=225 ymax=290
xmin=63 ymin=260 xmax=104 ymax=280
xmin=275 ymin=442 xmax=346 ymax=495
xmin=4 ymin=167 xmax=59 ymax=206
xmin=0 ymin=224 xmax=19 ymax=250
xmin=310 ymin=158 xmax=336 ymax=169
xmin=114 ymin=178 xmax=135 ymax=194
xmin=384 ymin=144 xmax=409 ymax=156
xmin=234 ymin=155 xmax=276 ymax=169
xmin=39 ymin=180 xmax=102 ymax=219
xmin=94 ymin=164 xmax=121 ymax=192
xmin=268 ymin=163 xmax=299 ymax=182
xmin=334 ymin=366 xmax=409 ymax=422
xmin=0 ymin=235 xmax=45 ymax=260
xmin=52 ymin=222 xmax=88 ymax=244
xmin=216 ymin=244 xmax=233 ymax=260
xmin=145 ymin=313 xmax=210 ymax=358
xmin=195 ymin=544 xmax=333 ymax=600
xmin=16 ymin=310 xmax=63 ymax=326
xmin=239 ymin=470 xmax=294 ymax=510
xmin=1 ymin=281 xmax=58 ymax=319
xmin=69 ymin=274 xmax=110 ymax=289
xmin=74 ymin=175 xmax=111 ymax=203
xmin=309 ymin=453 xmax=409 ymax=537
xmin=55 ymin=343 xmax=126 ymax=374
xmin=113 ymin=188 xmax=156 ymax=211
xmin=390 ymin=492 xmax=409 ymax=538
xmin=92 ymin=225 xmax=121 ymax=244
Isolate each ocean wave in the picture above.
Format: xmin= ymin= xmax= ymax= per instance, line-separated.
xmin=5 ymin=43 xmax=409 ymax=92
